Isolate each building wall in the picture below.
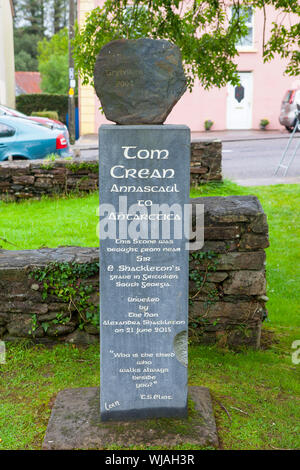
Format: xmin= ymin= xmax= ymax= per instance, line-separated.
xmin=78 ymin=0 xmax=96 ymax=135
xmin=0 ymin=0 xmax=15 ymax=108
xmin=78 ymin=1 xmax=298 ymax=134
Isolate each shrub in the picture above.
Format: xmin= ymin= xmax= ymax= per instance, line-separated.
xmin=31 ymin=110 xmax=59 ymax=120
xmin=260 ymin=118 xmax=270 ymax=129
xmin=204 ymin=120 xmax=214 ymax=131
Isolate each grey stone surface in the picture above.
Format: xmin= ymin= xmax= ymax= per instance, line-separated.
xmin=94 ymin=39 xmax=187 ymax=125
xmin=191 ymin=195 xmax=266 ymax=224
xmin=0 ymin=246 xmax=98 ymax=268
xmin=99 ymin=125 xmax=190 ymax=421
xmin=223 ymin=270 xmax=266 ymax=295
xmin=42 ymin=386 xmax=219 ymax=450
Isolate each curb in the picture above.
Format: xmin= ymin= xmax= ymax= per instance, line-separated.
xmin=72 ymin=134 xmax=300 ymax=151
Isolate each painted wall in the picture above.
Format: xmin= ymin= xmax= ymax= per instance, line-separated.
xmin=78 ymin=1 xmax=298 ymax=134
xmin=0 ymin=0 xmax=15 ymax=108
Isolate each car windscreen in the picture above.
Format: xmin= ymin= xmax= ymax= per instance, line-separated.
xmin=0 ymin=105 xmax=27 ymax=118
xmin=283 ymin=91 xmax=293 ymax=104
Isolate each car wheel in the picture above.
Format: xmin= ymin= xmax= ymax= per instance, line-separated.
xmin=286 ymin=120 xmax=300 ymax=133
xmin=7 ymin=156 xmax=28 ymax=161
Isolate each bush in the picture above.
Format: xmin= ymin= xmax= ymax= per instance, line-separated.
xmin=16 ymin=94 xmax=78 ymax=124
xmin=260 ymin=118 xmax=270 ymax=129
xmin=31 ymin=110 xmax=59 ymax=120
xmin=204 ymin=119 xmax=214 ymax=131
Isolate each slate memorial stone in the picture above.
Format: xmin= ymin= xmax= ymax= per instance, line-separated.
xmin=99 ymin=124 xmax=190 ymax=421
xmin=94 ymin=38 xmax=187 ymax=125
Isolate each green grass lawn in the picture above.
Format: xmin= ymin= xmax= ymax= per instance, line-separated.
xmin=0 ymin=181 xmax=299 ymax=450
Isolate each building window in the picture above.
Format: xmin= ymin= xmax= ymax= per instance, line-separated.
xmin=231 ymin=6 xmax=254 ymax=49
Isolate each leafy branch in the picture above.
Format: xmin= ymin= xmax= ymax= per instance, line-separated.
xmin=73 ymin=0 xmax=300 ymax=91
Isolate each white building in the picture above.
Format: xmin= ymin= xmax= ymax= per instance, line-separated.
xmin=0 ymin=0 xmax=15 ymax=107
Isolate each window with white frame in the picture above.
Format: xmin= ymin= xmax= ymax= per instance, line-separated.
xmin=230 ymin=6 xmax=254 ymax=49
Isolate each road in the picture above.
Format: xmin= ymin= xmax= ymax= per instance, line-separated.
xmin=79 ymin=136 xmax=300 ymax=186
xmin=222 ymin=137 xmax=300 ymax=185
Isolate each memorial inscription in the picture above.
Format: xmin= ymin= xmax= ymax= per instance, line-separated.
xmin=99 ymin=125 xmax=190 ymax=421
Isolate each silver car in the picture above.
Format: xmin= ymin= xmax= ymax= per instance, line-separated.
xmin=279 ymin=89 xmax=300 ymax=132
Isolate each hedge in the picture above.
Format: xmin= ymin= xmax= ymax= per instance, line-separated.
xmin=31 ymin=110 xmax=59 ymax=120
xmin=16 ymin=94 xmax=78 ymax=124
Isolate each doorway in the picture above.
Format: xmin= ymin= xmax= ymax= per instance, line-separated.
xmin=226 ymin=72 xmax=253 ymax=129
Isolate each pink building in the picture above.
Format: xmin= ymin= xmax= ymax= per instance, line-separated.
xmin=78 ymin=1 xmax=298 ymax=136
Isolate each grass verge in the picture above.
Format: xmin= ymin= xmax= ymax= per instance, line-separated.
xmin=0 ymin=180 xmax=299 ymax=449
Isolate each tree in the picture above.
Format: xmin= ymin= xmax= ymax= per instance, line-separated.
xmin=73 ymin=0 xmax=300 ymax=91
xmin=14 ymin=0 xmax=47 ymax=37
xmin=13 ymin=0 xmax=69 ymax=71
xmin=38 ymin=27 xmax=69 ymax=62
xmin=14 ymin=50 xmax=38 ymax=72
xmin=13 ymin=0 xmax=49 ymax=71
xmin=53 ymin=0 xmax=69 ymax=34
xmin=38 ymin=28 xmax=69 ymax=94
xmin=14 ymin=30 xmax=41 ymax=71
xmin=39 ymin=55 xmax=69 ymax=93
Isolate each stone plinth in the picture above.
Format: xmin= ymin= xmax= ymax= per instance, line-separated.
xmin=42 ymin=386 xmax=219 ymax=450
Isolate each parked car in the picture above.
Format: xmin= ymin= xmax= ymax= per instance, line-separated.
xmin=0 ymin=116 xmax=73 ymax=161
xmin=279 ymin=89 xmax=300 ymax=132
xmin=0 ymin=104 xmax=69 ymax=140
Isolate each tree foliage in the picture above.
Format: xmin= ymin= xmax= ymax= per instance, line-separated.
xmin=13 ymin=0 xmax=70 ymax=71
xmin=14 ymin=31 xmax=40 ymax=71
xmin=14 ymin=0 xmax=46 ymax=37
xmin=53 ymin=0 xmax=69 ymax=34
xmin=39 ymin=54 xmax=69 ymax=94
xmin=38 ymin=28 xmax=69 ymax=94
xmin=73 ymin=0 xmax=300 ymax=90
xmin=38 ymin=27 xmax=69 ymax=63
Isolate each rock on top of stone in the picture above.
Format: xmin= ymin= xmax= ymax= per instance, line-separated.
xmin=94 ymin=38 xmax=187 ymax=125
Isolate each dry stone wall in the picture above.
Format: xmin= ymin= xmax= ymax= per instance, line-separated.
xmin=0 ymin=195 xmax=268 ymax=348
xmin=190 ymin=140 xmax=222 ymax=184
xmin=0 ymin=140 xmax=221 ymax=200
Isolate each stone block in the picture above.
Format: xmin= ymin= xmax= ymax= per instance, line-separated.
xmin=42 ymin=386 xmax=219 ymax=450
xmin=190 ymin=300 xmax=265 ymax=325
xmin=94 ymin=39 xmax=187 ymax=125
xmin=222 ymin=270 xmax=266 ymax=295
xmin=190 ymin=251 xmax=266 ymax=271
xmin=6 ymin=314 xmax=44 ymax=337
xmin=239 ymin=233 xmax=269 ymax=250
xmin=204 ymin=226 xmax=240 ymax=240
xmin=45 ymin=323 xmax=76 ymax=337
xmin=12 ymin=176 xmax=35 ymax=185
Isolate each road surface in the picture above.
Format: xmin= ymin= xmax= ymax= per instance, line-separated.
xmin=222 ymin=138 xmax=300 ymax=185
xmin=79 ymin=136 xmax=300 ymax=186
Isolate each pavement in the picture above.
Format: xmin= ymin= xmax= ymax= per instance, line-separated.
xmin=73 ymin=129 xmax=300 ymax=150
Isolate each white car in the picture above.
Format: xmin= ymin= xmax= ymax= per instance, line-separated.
xmin=279 ymin=89 xmax=300 ymax=133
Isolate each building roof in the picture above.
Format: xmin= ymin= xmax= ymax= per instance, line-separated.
xmin=15 ymin=71 xmax=42 ymax=95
